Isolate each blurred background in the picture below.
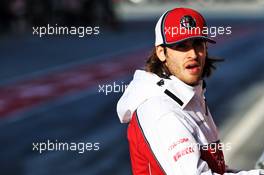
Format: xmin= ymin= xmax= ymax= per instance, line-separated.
xmin=0 ymin=0 xmax=264 ymax=174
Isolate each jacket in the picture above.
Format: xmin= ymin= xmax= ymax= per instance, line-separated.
xmin=117 ymin=70 xmax=262 ymax=175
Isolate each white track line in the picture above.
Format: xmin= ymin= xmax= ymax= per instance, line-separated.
xmin=223 ymin=91 xmax=264 ymax=162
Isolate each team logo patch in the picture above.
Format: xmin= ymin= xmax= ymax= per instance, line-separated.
xmin=180 ymin=15 xmax=196 ymax=29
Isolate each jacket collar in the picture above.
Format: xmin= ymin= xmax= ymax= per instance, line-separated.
xmin=160 ymin=75 xmax=204 ymax=109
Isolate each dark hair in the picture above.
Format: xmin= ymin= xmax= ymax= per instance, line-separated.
xmin=145 ymin=47 xmax=223 ymax=79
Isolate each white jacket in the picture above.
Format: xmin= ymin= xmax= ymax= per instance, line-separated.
xmin=117 ymin=70 xmax=263 ymax=175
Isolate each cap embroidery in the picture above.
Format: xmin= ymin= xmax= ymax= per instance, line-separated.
xmin=180 ymin=15 xmax=196 ymax=29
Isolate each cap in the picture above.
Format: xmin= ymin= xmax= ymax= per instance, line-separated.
xmin=155 ymin=7 xmax=216 ymax=46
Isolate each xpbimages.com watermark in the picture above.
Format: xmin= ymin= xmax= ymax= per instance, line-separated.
xmin=32 ymin=140 xmax=100 ymax=154
xmin=168 ymin=138 xmax=232 ymax=154
xmin=164 ymin=26 xmax=232 ymax=38
xmin=98 ymin=81 xmax=128 ymax=95
xmin=32 ymin=24 xmax=100 ymax=37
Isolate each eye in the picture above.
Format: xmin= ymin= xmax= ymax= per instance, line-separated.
xmin=167 ymin=39 xmax=206 ymax=51
xmin=169 ymin=43 xmax=189 ymax=51
xmin=193 ymin=39 xmax=205 ymax=48
xmin=177 ymin=43 xmax=188 ymax=49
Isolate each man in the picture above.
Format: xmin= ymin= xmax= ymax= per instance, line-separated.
xmin=116 ymin=7 xmax=264 ymax=175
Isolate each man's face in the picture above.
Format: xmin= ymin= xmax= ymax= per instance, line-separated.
xmin=156 ymin=39 xmax=207 ymax=86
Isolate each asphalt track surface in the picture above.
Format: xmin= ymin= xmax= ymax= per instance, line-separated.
xmin=0 ymin=18 xmax=264 ymax=175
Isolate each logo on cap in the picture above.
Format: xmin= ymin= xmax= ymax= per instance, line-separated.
xmin=180 ymin=15 xmax=196 ymax=29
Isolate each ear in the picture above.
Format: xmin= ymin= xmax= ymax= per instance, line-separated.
xmin=156 ymin=46 xmax=166 ymax=62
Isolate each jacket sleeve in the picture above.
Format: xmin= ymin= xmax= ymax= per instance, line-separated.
xmin=138 ymin=111 xmax=262 ymax=175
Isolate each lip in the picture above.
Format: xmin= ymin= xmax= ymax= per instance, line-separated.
xmin=184 ymin=61 xmax=201 ymax=74
xmin=186 ymin=66 xmax=201 ymax=74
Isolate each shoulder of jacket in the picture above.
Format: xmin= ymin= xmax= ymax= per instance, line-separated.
xmin=136 ymin=96 xmax=196 ymax=135
xmin=137 ymin=96 xmax=182 ymax=121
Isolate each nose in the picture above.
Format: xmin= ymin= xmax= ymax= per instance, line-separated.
xmin=187 ymin=47 xmax=198 ymax=59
